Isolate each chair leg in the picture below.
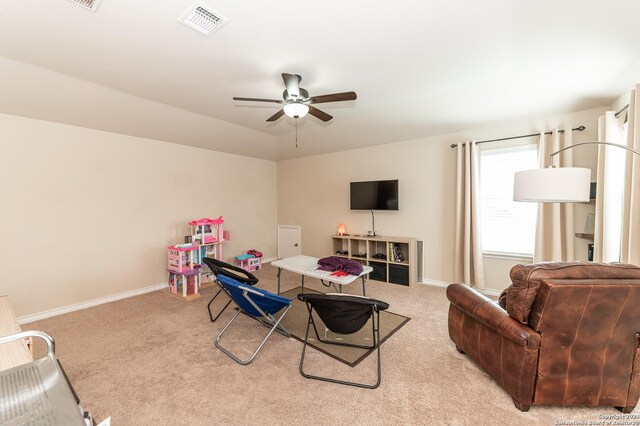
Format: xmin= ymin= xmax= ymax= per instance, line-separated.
xmin=299 ymin=308 xmax=382 ymax=389
xmin=512 ymin=398 xmax=531 ymax=412
xmin=207 ymin=289 xmax=232 ymax=322
xmin=215 ymin=305 xmax=292 ymax=365
xmin=250 ymin=313 xmax=290 ymax=338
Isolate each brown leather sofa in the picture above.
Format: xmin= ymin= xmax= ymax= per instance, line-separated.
xmin=447 ymin=261 xmax=640 ymax=412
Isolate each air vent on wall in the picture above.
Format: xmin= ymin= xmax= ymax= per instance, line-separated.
xmin=67 ymin=0 xmax=102 ymax=12
xmin=179 ymin=2 xmax=228 ymax=37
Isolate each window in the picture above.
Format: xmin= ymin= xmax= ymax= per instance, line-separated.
xmin=480 ymin=144 xmax=538 ymax=257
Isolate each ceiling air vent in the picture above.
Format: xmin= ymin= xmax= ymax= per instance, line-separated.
xmin=66 ymin=0 xmax=102 ymax=12
xmin=179 ymin=2 xmax=228 ymax=37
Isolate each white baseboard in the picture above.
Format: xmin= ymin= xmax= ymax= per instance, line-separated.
xmin=419 ymin=278 xmax=449 ymax=288
xmin=18 ymin=282 xmax=168 ymax=325
xmin=18 ymin=257 xmax=279 ymax=324
xmin=419 ymin=278 xmax=503 ymax=297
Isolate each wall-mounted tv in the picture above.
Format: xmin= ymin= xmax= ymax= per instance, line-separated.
xmin=350 ymin=179 xmax=399 ymax=211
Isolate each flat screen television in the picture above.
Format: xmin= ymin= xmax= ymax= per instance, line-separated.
xmin=350 ymin=179 xmax=399 ymax=210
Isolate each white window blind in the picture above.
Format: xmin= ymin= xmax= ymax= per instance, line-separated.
xmin=480 ymin=144 xmax=538 ymax=256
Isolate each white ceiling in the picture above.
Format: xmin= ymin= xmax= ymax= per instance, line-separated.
xmin=0 ymin=0 xmax=639 ymax=160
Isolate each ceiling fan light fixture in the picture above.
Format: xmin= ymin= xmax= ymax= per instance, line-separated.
xmin=283 ymin=103 xmax=309 ymax=119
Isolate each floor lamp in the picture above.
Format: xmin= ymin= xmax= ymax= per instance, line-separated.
xmin=513 ymin=141 xmax=640 ymax=203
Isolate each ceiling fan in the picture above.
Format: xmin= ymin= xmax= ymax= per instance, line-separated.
xmin=233 ymin=73 xmax=357 ymax=122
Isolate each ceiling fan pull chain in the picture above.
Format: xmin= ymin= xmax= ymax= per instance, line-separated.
xmin=295 ymin=119 xmax=298 ymax=148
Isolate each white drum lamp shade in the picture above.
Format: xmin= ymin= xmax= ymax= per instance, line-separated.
xmin=283 ymin=103 xmax=309 ymax=118
xmin=513 ymin=167 xmax=592 ymax=202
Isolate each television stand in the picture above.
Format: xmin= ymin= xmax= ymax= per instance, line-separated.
xmin=331 ymin=234 xmax=417 ymax=287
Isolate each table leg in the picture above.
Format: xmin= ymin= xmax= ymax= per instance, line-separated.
xmin=361 ymin=276 xmax=366 ymax=296
xmin=301 ymin=275 xmax=305 ymax=293
xmin=277 ymin=268 xmax=282 ymax=294
xmin=326 ymin=281 xmax=339 ymax=292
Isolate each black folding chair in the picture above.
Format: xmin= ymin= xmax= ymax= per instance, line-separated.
xmin=297 ymin=293 xmax=390 ymax=389
xmin=202 ymin=257 xmax=258 ymax=322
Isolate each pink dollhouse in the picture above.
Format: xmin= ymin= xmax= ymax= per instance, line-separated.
xmin=167 ymin=244 xmax=201 ymax=300
xmin=167 ymin=244 xmax=199 ymax=273
xmin=166 ymin=216 xmax=227 ymax=300
xmin=189 ymin=217 xmax=224 ymax=245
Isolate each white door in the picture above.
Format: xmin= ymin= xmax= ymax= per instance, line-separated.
xmin=278 ymin=225 xmax=301 ymax=259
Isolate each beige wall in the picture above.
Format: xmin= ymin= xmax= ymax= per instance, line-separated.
xmin=0 ymin=113 xmax=278 ymax=317
xmin=277 ymin=106 xmax=607 ymax=291
xmin=0 ymin=103 xmax=609 ymax=317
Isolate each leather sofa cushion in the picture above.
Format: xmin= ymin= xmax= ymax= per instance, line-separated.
xmin=506 ymin=262 xmax=640 ymax=324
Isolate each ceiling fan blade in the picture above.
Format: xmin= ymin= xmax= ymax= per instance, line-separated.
xmin=233 ymin=97 xmax=283 ymax=104
xmin=266 ymin=109 xmax=285 ymax=122
xmin=309 ymin=91 xmax=357 ymax=104
xmin=308 ymin=105 xmax=333 ymax=122
xmin=281 ymin=73 xmax=301 ymax=98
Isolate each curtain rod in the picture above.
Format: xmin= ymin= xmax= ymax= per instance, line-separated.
xmin=615 ymin=104 xmax=629 ymax=118
xmin=449 ymin=126 xmax=586 ymax=149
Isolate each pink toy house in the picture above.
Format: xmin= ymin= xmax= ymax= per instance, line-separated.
xmin=167 ymin=244 xmax=199 ymax=273
xmin=189 ymin=216 xmax=224 ymax=245
xmin=165 ymin=216 xmax=227 ymax=300
xmin=167 ymin=244 xmax=202 ymax=300
xmin=167 ymin=269 xmax=200 ymax=300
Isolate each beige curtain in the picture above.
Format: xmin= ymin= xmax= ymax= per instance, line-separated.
xmin=454 ymin=140 xmax=485 ymax=288
xmin=594 ymin=111 xmax=625 ymax=262
xmin=621 ymin=85 xmax=640 ymax=265
xmin=534 ymin=129 xmax=575 ymax=262
xmin=594 ymin=114 xmax=606 ymax=262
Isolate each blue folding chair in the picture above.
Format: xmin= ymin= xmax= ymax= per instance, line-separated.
xmin=214 ymin=273 xmax=292 ymax=365
xmin=203 ymin=257 xmax=259 ymax=322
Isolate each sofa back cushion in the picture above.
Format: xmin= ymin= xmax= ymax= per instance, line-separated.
xmin=506 ymin=262 xmax=640 ymax=324
xmin=528 ymin=279 xmax=640 ymax=406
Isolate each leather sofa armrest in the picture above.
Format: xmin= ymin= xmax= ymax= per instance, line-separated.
xmin=446 ymin=283 xmax=540 ymax=350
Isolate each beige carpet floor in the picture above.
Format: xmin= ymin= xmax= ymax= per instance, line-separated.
xmin=25 ymin=263 xmax=635 ymax=425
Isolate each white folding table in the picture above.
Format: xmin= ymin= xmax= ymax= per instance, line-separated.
xmin=272 ymin=255 xmax=373 ymax=295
